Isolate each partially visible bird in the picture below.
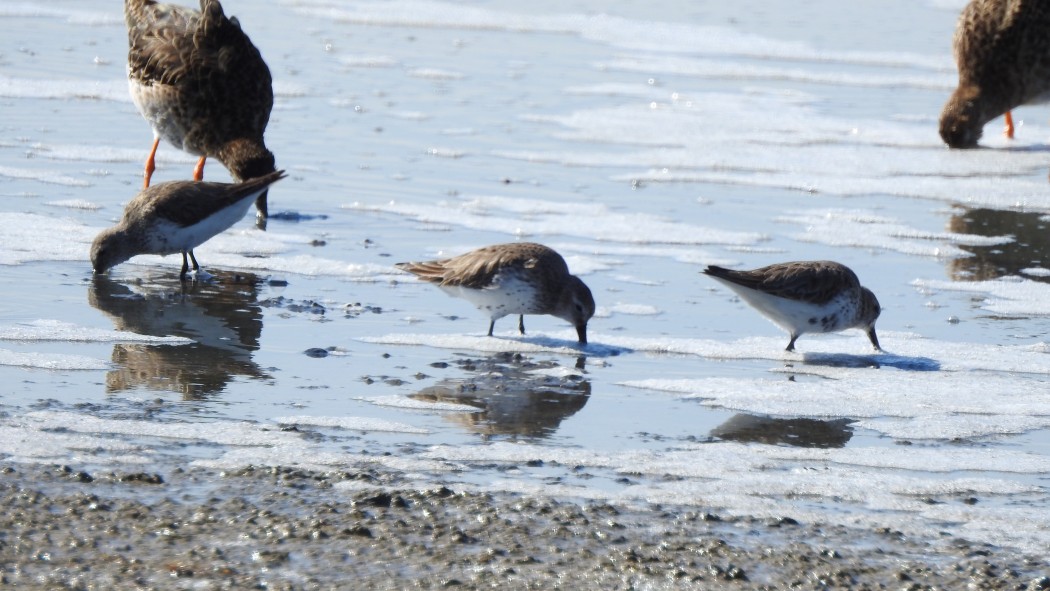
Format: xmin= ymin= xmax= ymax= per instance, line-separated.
xmin=396 ymin=243 xmax=596 ymax=344
xmin=939 ymin=0 xmax=1050 ymax=147
xmin=125 ymin=0 xmax=276 ymax=218
xmin=703 ymin=261 xmax=882 ymax=352
xmin=91 ymin=170 xmax=286 ymax=279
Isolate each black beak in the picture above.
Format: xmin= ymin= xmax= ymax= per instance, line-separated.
xmin=576 ymin=323 xmax=588 ymax=345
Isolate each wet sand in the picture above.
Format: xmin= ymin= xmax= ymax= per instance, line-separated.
xmin=1 ymin=463 xmax=1047 ymax=590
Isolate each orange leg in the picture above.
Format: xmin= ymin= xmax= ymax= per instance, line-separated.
xmin=1004 ymin=110 xmax=1015 ymax=139
xmin=143 ymin=137 xmax=160 ymax=189
xmin=193 ymin=156 xmax=206 ymax=181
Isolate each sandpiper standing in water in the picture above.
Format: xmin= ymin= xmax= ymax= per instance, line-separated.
xmin=939 ymin=0 xmax=1050 ymax=147
xmin=396 ymin=243 xmax=596 ymax=344
xmin=703 ymin=261 xmax=882 ymax=352
xmin=91 ymin=171 xmax=286 ymax=279
xmin=125 ymin=0 xmax=276 ymax=219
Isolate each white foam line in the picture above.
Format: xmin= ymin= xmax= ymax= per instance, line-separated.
xmin=359 ymin=395 xmax=478 ymax=412
xmin=597 ymin=332 xmax=1050 ymax=374
xmin=0 ymin=165 xmax=91 ymax=187
xmin=0 ymin=320 xmax=191 ymax=345
xmin=338 ymin=55 xmax=400 ymax=68
xmin=777 ymin=208 xmax=1011 ymax=258
xmin=189 ymin=253 xmax=399 ymax=280
xmin=43 ymin=199 xmax=102 ymax=211
xmin=346 ymin=195 xmax=765 ymax=246
xmin=0 ymin=348 xmax=109 ymax=371
xmin=285 ymin=0 xmax=950 ymax=70
xmin=360 ymin=331 xmax=593 ymax=355
xmin=19 ymin=411 xmax=301 ymax=448
xmin=915 ymin=277 xmax=1050 ymax=316
xmin=423 ymin=441 xmax=1050 ymax=553
xmin=273 ymin=415 xmax=431 ymax=434
xmin=0 ymin=4 xmax=121 ymax=25
xmin=421 ymin=439 xmax=1050 ymax=477
xmin=27 ymin=143 xmax=197 ymax=164
xmin=408 ymin=68 xmax=464 ymax=80
xmin=624 ymin=370 xmax=1050 ymax=440
xmin=602 ymin=303 xmax=661 ymax=316
xmin=0 ymin=213 xmax=98 ymax=265
xmin=1021 ymin=267 xmax=1050 ymax=278
xmin=107 ymin=229 xmax=402 ymax=281
xmin=601 ymin=56 xmax=957 ymax=90
xmin=0 ymin=76 xmax=129 ymax=102
xmin=548 ymin=241 xmax=740 ymax=267
xmin=0 ymin=424 xmax=144 ymax=464
xmin=617 ymin=169 xmax=1050 ymax=210
xmin=192 ymin=445 xmax=458 ymax=474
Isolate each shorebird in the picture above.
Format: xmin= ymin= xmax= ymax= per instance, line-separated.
xmin=125 ymin=0 xmax=276 ymax=218
xmin=91 ymin=170 xmax=286 ymax=279
xmin=703 ymin=261 xmax=882 ymax=352
xmin=396 ymin=243 xmax=596 ymax=344
xmin=939 ymin=0 xmax=1050 ymax=147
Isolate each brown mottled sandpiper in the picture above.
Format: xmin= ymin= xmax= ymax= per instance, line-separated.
xmin=704 ymin=260 xmax=882 ymax=352
xmin=91 ymin=170 xmax=286 ymax=279
xmin=396 ymin=243 xmax=596 ymax=344
xmin=940 ymin=0 xmax=1050 ymax=147
xmin=125 ymin=0 xmax=276 ymax=218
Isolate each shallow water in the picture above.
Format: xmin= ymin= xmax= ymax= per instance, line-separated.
xmin=3 ymin=0 xmax=1050 ymax=556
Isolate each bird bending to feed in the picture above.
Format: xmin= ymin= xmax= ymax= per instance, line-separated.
xmin=395 ymin=242 xmax=596 ymax=344
xmin=939 ymin=0 xmax=1050 ymax=147
xmin=703 ymin=261 xmax=882 ymax=352
xmin=91 ymin=170 xmax=286 ymax=279
xmin=125 ymin=0 xmax=276 ymax=218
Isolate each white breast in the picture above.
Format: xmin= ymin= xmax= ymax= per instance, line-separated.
xmin=714 ymin=279 xmax=856 ymax=336
xmin=147 ymin=195 xmax=259 ymax=255
xmin=440 ymin=272 xmax=541 ymax=321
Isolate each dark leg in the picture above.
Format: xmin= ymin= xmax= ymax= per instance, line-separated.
xmin=180 ymin=251 xmax=190 ymax=280
xmin=487 ymin=319 xmax=495 ymax=337
xmin=518 ymin=315 xmax=525 ymax=335
xmin=188 ymin=250 xmax=200 ymax=273
xmin=255 ymin=189 xmax=269 ymax=219
xmin=785 ymin=334 xmax=798 ymax=352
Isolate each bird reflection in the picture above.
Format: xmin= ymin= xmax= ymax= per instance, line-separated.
xmin=88 ymin=271 xmax=270 ymax=399
xmin=410 ymin=353 xmax=590 ymax=440
xmin=948 ymin=208 xmax=1050 ymax=282
xmin=710 ymin=413 xmax=854 ymax=448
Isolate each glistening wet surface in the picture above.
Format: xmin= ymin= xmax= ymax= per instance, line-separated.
xmin=2 ymin=0 xmax=1050 ymax=562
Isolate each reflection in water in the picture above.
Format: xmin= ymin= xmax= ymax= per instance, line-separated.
xmin=949 ymin=208 xmax=1050 ymax=282
xmin=710 ymin=413 xmax=854 ymax=448
xmin=410 ymin=353 xmax=590 ymax=440
xmin=89 ymin=272 xmax=270 ymax=399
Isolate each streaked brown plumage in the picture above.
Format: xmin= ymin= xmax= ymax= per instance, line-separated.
xmin=396 ymin=243 xmax=596 ymax=344
xmin=91 ymin=170 xmax=286 ymax=279
xmin=703 ymin=261 xmax=881 ymax=352
xmin=125 ymin=0 xmax=276 ymax=218
xmin=939 ymin=0 xmax=1050 ymax=147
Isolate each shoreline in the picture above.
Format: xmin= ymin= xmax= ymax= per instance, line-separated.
xmin=1 ymin=463 xmax=1046 ymax=590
